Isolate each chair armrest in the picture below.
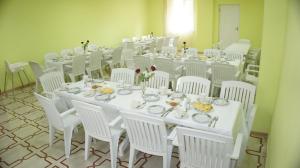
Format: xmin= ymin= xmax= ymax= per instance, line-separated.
xmin=60 ymin=108 xmax=76 ymax=117
xmin=175 ymin=65 xmax=184 ymax=72
xmin=64 ymin=65 xmax=72 ymax=69
xmin=108 ymin=116 xmax=122 ymax=128
xmin=230 ymin=133 xmax=243 ymax=160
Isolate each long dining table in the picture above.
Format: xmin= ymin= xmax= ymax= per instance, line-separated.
xmin=55 ymin=80 xmax=244 ymax=156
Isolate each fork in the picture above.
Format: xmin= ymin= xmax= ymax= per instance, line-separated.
xmin=213 ymin=117 xmax=219 ymax=128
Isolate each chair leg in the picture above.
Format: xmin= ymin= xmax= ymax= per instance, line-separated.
xmin=165 ymin=145 xmax=173 ymax=168
xmin=49 ymin=125 xmax=55 ymax=146
xmin=110 ymin=137 xmax=120 ymax=168
xmin=128 ymin=147 xmax=137 ymax=168
xmin=11 ymin=73 xmax=15 ymax=97
xmin=64 ymin=127 xmax=74 ymax=158
xmin=4 ymin=71 xmax=8 ymax=94
xmin=22 ymin=70 xmax=31 ymax=84
xmin=17 ymin=72 xmax=24 ymax=88
xmin=84 ymin=134 xmax=92 ymax=160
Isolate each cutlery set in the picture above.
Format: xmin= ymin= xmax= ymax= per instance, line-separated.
xmin=208 ymin=116 xmax=219 ymax=128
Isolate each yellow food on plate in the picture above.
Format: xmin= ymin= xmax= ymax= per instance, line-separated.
xmin=99 ymin=87 xmax=114 ymax=94
xmin=192 ymin=102 xmax=213 ymax=112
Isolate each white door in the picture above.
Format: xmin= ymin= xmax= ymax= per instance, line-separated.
xmin=219 ymin=5 xmax=240 ymax=48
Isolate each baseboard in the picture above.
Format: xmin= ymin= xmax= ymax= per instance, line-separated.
xmin=0 ymin=82 xmax=35 ymax=96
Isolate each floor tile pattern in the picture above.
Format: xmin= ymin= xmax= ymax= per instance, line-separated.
xmin=0 ymin=86 xmax=267 ymax=168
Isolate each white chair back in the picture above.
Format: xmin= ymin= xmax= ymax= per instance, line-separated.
xmin=153 ymin=57 xmax=174 ymax=76
xmin=123 ymin=41 xmax=135 ymax=50
xmin=204 ymin=49 xmax=221 ymax=57
xmin=111 ymin=68 xmax=135 ymax=85
xmin=34 ymin=93 xmax=64 ymax=129
xmin=176 ymin=76 xmax=211 ymax=96
xmin=145 ymin=71 xmax=169 ymax=89
xmin=29 ymin=61 xmax=44 ymax=80
xmin=60 ymin=49 xmax=74 ymax=57
xmin=211 ymin=63 xmax=237 ymax=86
xmin=40 ymin=71 xmax=65 ymax=93
xmin=162 ymin=37 xmax=171 ymax=47
xmin=72 ymin=100 xmax=112 ymax=141
xmin=121 ymin=49 xmax=135 ymax=68
xmin=72 ymin=55 xmax=86 ymax=76
xmin=183 ymin=60 xmax=208 ymax=78
xmin=121 ymin=112 xmax=168 ymax=154
xmin=74 ymin=47 xmax=84 ymax=56
xmin=112 ymin=47 xmax=123 ymax=66
xmin=134 ymin=55 xmax=151 ymax=70
xmin=88 ymin=51 xmax=103 ymax=71
xmin=170 ymin=36 xmax=179 ymax=47
xmin=224 ymin=51 xmax=244 ymax=61
xmin=220 ymin=81 xmax=256 ymax=114
xmin=176 ymin=126 xmax=233 ymax=168
xmin=156 ymin=38 xmax=164 ymax=52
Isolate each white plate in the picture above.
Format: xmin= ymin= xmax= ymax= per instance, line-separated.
xmin=95 ymin=94 xmax=110 ymax=101
xmin=117 ymin=89 xmax=132 ymax=95
xmin=192 ymin=113 xmax=211 ymax=123
xmin=143 ymin=94 xmax=160 ymax=102
xmin=82 ymin=91 xmax=95 ymax=97
xmin=213 ymin=99 xmax=229 ymax=106
xmin=147 ymin=105 xmax=165 ymax=114
xmin=67 ymin=87 xmax=81 ymax=94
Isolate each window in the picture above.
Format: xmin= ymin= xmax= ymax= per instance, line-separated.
xmin=166 ymin=0 xmax=195 ymax=35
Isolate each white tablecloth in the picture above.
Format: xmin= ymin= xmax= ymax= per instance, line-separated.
xmin=224 ymin=42 xmax=251 ymax=55
xmin=56 ymin=81 xmax=244 ymax=138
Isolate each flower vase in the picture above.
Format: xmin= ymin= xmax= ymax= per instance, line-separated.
xmin=140 ymin=82 xmax=146 ymax=95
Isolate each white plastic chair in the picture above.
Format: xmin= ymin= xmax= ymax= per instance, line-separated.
xmin=60 ymin=49 xmax=74 ymax=57
xmin=176 ymin=126 xmax=243 ymax=168
xmin=44 ymin=52 xmax=60 ymax=68
xmin=154 ymin=57 xmax=183 ymax=88
xmin=162 ymin=37 xmax=172 ymax=47
xmin=111 ymin=68 xmax=135 ymax=85
xmin=211 ymin=63 xmax=240 ymax=96
xmin=244 ymin=64 xmax=259 ymax=85
xmin=40 ymin=71 xmax=65 ymax=93
xmin=220 ymin=81 xmax=256 ymax=134
xmin=133 ymin=55 xmax=151 ymax=70
xmin=183 ymin=60 xmax=208 ymax=78
xmin=29 ymin=61 xmax=57 ymax=90
xmin=72 ymin=100 xmax=123 ymax=168
xmin=108 ymin=47 xmax=123 ymax=69
xmin=86 ymin=51 xmax=104 ymax=79
xmin=74 ymin=46 xmax=85 ymax=56
xmin=121 ymin=49 xmax=135 ymax=69
xmin=204 ymin=49 xmax=221 ymax=57
xmin=224 ymin=51 xmax=244 ymax=61
xmin=4 ymin=60 xmax=30 ymax=96
xmin=176 ymin=76 xmax=211 ymax=96
xmin=34 ymin=93 xmax=81 ymax=158
xmin=66 ymin=55 xmax=86 ymax=82
xmin=170 ymin=36 xmax=179 ymax=47
xmin=145 ymin=71 xmax=169 ymax=89
xmin=156 ymin=37 xmax=164 ymax=53
xmin=121 ymin=112 xmax=173 ymax=168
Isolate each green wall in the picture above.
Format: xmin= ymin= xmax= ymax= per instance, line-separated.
xmin=254 ymin=0 xmax=288 ymax=132
xmin=146 ymin=0 xmax=165 ymax=36
xmin=266 ymin=0 xmax=300 ymax=167
xmin=0 ymin=0 xmax=148 ymax=91
xmin=212 ymin=0 xmax=264 ymax=48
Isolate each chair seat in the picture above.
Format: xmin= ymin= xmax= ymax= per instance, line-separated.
xmin=9 ymin=62 xmax=28 ymax=72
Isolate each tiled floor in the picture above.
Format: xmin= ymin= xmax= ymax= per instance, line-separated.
xmin=0 ymin=85 xmax=267 ymax=168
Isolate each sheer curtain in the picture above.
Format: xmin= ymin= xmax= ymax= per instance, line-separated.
xmin=166 ymin=0 xmax=195 ymax=35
